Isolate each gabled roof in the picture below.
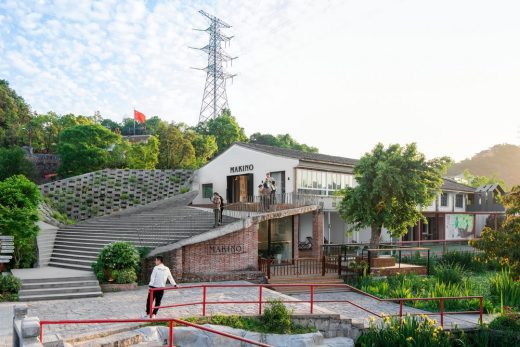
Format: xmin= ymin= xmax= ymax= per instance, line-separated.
xmin=441 ymin=177 xmax=475 ymax=193
xmin=235 ymin=142 xmax=358 ymax=166
xmin=475 ymin=183 xmax=505 ymax=194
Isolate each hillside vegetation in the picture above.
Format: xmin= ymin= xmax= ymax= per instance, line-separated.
xmin=448 ymin=144 xmax=520 ymax=187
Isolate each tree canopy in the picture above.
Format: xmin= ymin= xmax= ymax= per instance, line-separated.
xmin=462 ymin=169 xmax=507 ymax=190
xmin=250 ymin=132 xmax=318 ymax=153
xmin=57 ymin=124 xmax=120 ymax=177
xmin=0 ymin=147 xmax=36 ymax=181
xmin=195 ymin=110 xmax=247 ymax=154
xmin=0 ymin=175 xmax=41 ymax=268
xmin=471 ymin=186 xmax=520 ymax=277
xmin=339 ymin=143 xmax=450 ymax=247
xmin=0 ymin=80 xmax=32 ymax=147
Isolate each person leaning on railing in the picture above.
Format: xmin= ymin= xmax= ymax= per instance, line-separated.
xmin=143 ymin=256 xmax=177 ymax=319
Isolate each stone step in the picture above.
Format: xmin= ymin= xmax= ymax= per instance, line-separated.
xmin=50 ymin=256 xmax=95 ymax=266
xmin=51 ymin=252 xmax=98 ymax=261
xmin=56 ymin=230 xmax=198 ymax=238
xmin=22 ymin=280 xmax=100 ymax=290
xmin=21 ymin=274 xmax=97 ymax=284
xmin=19 ymin=291 xmax=103 ymax=301
xmin=48 ymin=262 xmax=94 ymax=271
xmin=20 ymin=285 xmax=102 ymax=296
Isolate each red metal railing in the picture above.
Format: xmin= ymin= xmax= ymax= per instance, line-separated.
xmin=39 ymin=317 xmax=271 ymax=347
xmin=149 ymin=283 xmax=483 ymax=327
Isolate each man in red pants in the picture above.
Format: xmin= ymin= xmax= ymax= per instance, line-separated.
xmin=143 ymin=256 xmax=177 ymax=318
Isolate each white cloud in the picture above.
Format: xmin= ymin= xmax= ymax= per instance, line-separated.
xmin=1 ymin=0 xmax=519 ymax=160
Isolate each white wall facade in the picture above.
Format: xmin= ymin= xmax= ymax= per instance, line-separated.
xmin=192 ymin=145 xmax=299 ymax=204
xmin=424 ymin=191 xmax=467 ymax=213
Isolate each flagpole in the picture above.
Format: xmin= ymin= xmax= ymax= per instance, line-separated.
xmin=133 ymin=108 xmax=136 ymax=136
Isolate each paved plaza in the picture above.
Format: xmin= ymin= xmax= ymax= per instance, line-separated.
xmin=0 ymin=281 xmax=487 ymax=346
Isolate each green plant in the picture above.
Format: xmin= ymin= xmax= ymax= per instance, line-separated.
xmin=0 ymin=274 xmax=22 ymax=302
xmin=260 ymin=300 xmax=293 ymax=334
xmin=120 ymin=193 xmax=129 ymax=200
xmin=112 ymin=268 xmax=137 ymax=284
xmin=489 ymin=268 xmax=520 ymax=310
xmin=487 ymin=313 xmax=520 ymax=345
xmin=433 ymin=262 xmax=467 ymax=285
xmin=169 ymin=176 xmax=181 ymax=184
xmin=357 ymin=315 xmax=453 ymax=347
xmin=91 ymin=242 xmax=140 ymax=283
xmin=180 ymin=186 xmax=190 ymax=194
xmin=129 ymin=175 xmax=137 ymax=184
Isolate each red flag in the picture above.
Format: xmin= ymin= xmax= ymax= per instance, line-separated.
xmin=134 ymin=109 xmax=146 ymax=124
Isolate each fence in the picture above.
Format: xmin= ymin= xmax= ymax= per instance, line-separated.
xmin=40 ymin=317 xmax=271 ymax=347
xmin=361 ymin=247 xmax=431 ymax=275
xmin=258 ymin=256 xmax=342 ymax=279
xmin=148 ymin=283 xmax=483 ymax=328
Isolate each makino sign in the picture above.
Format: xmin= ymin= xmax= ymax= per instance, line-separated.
xmin=207 ymin=244 xmax=245 ymax=255
xmin=230 ymin=164 xmax=254 ymax=174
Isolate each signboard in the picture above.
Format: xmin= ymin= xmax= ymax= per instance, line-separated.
xmin=230 ymin=164 xmax=254 ymax=174
xmin=207 ymin=244 xmax=246 ymax=255
xmin=445 ymin=214 xmax=474 ymax=239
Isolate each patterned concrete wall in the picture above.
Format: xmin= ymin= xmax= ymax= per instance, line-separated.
xmin=40 ymin=169 xmax=193 ymax=221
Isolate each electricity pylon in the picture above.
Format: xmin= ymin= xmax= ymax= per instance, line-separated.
xmin=192 ymin=10 xmax=237 ymax=123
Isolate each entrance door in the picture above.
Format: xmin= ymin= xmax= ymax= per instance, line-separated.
xmin=270 ymin=171 xmax=285 ymax=198
xmin=227 ymin=174 xmax=254 ymax=203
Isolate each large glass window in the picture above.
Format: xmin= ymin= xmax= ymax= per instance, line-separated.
xmin=202 ymin=183 xmax=213 ymax=198
xmin=455 ymin=194 xmax=464 ymax=208
xmin=440 ymin=193 xmax=448 ymax=207
xmin=296 ymin=169 xmax=354 ymax=196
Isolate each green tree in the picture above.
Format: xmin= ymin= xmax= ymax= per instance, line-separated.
xmin=195 ymin=110 xmax=247 ymax=153
xmin=471 ymin=186 xmax=520 ymax=277
xmin=249 ymin=132 xmax=318 ymax=152
xmin=339 ymin=143 xmax=450 ymax=247
xmin=57 ymin=124 xmax=119 ymax=177
xmin=0 ymin=80 xmax=32 ymax=147
xmin=100 ymin=118 xmax=120 ymax=132
xmin=0 ymin=175 xmax=41 ymax=268
xmin=126 ymin=136 xmax=160 ymax=169
xmin=463 ymin=169 xmax=508 ymax=190
xmin=156 ymin=123 xmax=197 ymax=169
xmin=186 ymin=130 xmax=218 ymax=167
xmin=0 ymin=147 xmax=36 ymax=181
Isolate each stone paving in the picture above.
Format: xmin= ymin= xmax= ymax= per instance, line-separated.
xmin=0 ymin=281 xmax=489 ymax=346
xmin=12 ymin=281 xmax=333 ymax=343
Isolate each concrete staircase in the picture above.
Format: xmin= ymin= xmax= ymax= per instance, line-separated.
xmin=268 ymin=275 xmax=346 ymax=295
xmin=12 ymin=267 xmax=103 ymax=301
xmin=49 ymin=206 xmax=236 ymax=271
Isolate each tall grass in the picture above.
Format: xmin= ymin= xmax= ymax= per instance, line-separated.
xmin=489 ymin=268 xmax=520 ymax=310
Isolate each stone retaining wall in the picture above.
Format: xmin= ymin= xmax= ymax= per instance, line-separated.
xmin=40 ymin=169 xmax=192 ymax=220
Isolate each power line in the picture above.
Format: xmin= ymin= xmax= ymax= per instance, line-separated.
xmin=191 ymin=10 xmax=237 ymax=123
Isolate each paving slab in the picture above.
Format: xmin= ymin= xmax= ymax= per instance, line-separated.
xmin=11 ymin=266 xmax=94 ymax=280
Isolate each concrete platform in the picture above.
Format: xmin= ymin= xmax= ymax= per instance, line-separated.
xmin=11 ymin=266 xmax=95 ymax=280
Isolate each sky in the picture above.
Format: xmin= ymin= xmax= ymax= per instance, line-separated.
xmin=1 ymin=0 xmax=519 ymax=161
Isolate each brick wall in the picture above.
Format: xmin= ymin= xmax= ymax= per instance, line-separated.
xmin=146 ymin=224 xmax=260 ymax=282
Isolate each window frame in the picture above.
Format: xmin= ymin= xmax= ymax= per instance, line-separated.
xmin=440 ymin=192 xmax=448 ymax=207
xmin=202 ymin=183 xmax=213 ymax=199
xmin=455 ymin=193 xmax=464 ymax=208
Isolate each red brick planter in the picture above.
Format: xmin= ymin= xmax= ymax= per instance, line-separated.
xmin=100 ymin=283 xmax=138 ymax=292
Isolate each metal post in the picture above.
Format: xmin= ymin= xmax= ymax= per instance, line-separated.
xmin=169 ymin=320 xmax=174 ymax=347
xmin=202 ymin=286 xmax=207 ymax=317
xmin=479 ymin=297 xmax=483 ymax=325
xmin=39 ymin=322 xmax=43 ymax=342
xmin=399 ymin=300 xmax=403 ymax=321
xmin=440 ymin=298 xmax=444 ymax=327
xmin=337 ymin=254 xmax=342 ymax=276
xmin=398 ymin=250 xmax=402 ymax=269
xmin=149 ymin=289 xmax=154 ymax=319
xmin=321 ymin=255 xmax=326 ymax=276
xmin=427 ymin=249 xmax=430 ymax=276
xmin=310 ymin=285 xmax=314 ymax=314
xmin=258 ymin=286 xmax=263 ymax=315
xmin=367 ymin=250 xmax=371 ymax=275
xmin=267 ymin=260 xmax=271 ymax=279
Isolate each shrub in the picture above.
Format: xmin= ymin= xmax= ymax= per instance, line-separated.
xmin=487 ymin=313 xmax=520 ymax=345
xmin=112 ymin=268 xmax=137 ymax=284
xmin=92 ymin=242 xmax=140 ymax=283
xmin=433 ymin=262 xmax=466 ymax=285
xmin=169 ymin=176 xmax=181 ymax=184
xmin=489 ymin=268 xmax=520 ymax=310
xmin=260 ymin=300 xmax=293 ymax=334
xmin=180 ymin=186 xmax=190 ymax=194
xmin=357 ymin=315 xmax=453 ymax=347
xmin=0 ymin=274 xmax=21 ymax=302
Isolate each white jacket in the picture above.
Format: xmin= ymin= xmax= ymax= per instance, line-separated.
xmin=148 ymin=263 xmax=176 ymax=288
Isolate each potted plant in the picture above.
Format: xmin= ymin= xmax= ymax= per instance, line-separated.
xmin=270 ymin=243 xmax=284 ymax=264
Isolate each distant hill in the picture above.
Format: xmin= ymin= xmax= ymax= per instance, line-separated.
xmin=447 ymin=144 xmax=520 ymax=188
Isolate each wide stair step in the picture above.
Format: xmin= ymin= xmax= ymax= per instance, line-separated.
xmin=267 ymin=276 xmax=347 ymax=295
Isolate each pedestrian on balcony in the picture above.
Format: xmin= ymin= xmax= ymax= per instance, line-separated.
xmin=211 ymin=192 xmax=222 ymax=227
xmin=143 ymin=256 xmax=177 ymax=319
xmin=216 ymin=192 xmax=225 ymax=224
xmin=262 ymin=182 xmax=271 ymax=211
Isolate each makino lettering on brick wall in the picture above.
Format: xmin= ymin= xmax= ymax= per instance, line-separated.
xmin=207 ymin=244 xmax=246 ymax=255
xmin=230 ymin=164 xmax=254 ymax=174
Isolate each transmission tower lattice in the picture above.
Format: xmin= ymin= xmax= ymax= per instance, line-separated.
xmin=192 ymin=10 xmax=237 ymax=123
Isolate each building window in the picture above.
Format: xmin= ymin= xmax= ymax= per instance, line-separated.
xmin=440 ymin=193 xmax=448 ymax=207
xmin=455 ymin=194 xmax=464 ymax=208
xmin=296 ymin=169 xmax=353 ymax=196
xmin=202 ymin=184 xmax=213 ymax=199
